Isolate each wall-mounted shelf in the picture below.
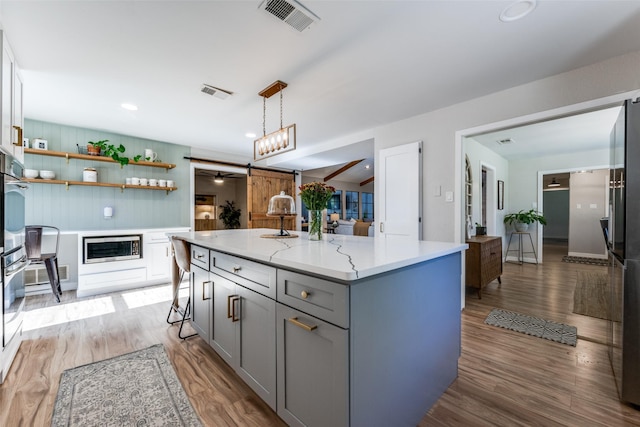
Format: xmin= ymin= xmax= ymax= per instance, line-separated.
xmin=24 ymin=148 xmax=176 ymax=170
xmin=23 ymin=178 xmax=177 ymax=194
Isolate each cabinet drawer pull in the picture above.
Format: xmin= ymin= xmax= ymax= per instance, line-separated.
xmin=300 ymin=290 xmax=311 ymax=299
xmin=231 ymin=296 xmax=240 ymax=322
xmin=233 ymin=265 xmax=241 ymax=273
xmin=288 ymin=317 xmax=317 ymax=332
xmin=194 ymin=252 xmax=204 ymax=260
xmin=13 ymin=125 xmax=23 ymax=147
xmin=227 ymin=294 xmax=238 ymax=318
xmin=202 ymin=281 xmax=212 ymax=301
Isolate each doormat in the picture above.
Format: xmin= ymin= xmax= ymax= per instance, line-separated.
xmin=562 ymin=255 xmax=609 ymax=267
xmin=573 ymin=271 xmax=619 ymax=321
xmin=484 ymin=308 xmax=577 ymax=347
xmin=51 ymin=344 xmax=201 ymax=427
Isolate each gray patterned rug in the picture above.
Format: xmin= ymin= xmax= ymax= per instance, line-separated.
xmin=51 ymin=344 xmax=201 ymax=426
xmin=485 ymin=308 xmax=577 ymax=347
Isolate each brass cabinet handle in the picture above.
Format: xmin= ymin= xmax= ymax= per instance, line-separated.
xmin=231 ymin=296 xmax=240 ymax=322
xmin=227 ymin=294 xmax=238 ymax=318
xmin=202 ymin=281 xmax=212 ymax=301
xmin=12 ymin=125 xmax=23 ymax=147
xmin=288 ymin=317 xmax=317 ymax=332
xmin=233 ymin=265 xmax=241 ymax=273
xmin=300 ymin=290 xmax=310 ymax=299
xmin=194 ymin=252 xmax=204 ymax=260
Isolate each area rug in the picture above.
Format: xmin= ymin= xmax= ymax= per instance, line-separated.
xmin=562 ymin=255 xmax=609 ymax=267
xmin=573 ymin=271 xmax=619 ymax=321
xmin=484 ymin=308 xmax=577 ymax=347
xmin=51 ymin=344 xmax=201 ymax=427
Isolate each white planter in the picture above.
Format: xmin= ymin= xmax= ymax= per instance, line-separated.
xmin=515 ymin=222 xmax=529 ymax=232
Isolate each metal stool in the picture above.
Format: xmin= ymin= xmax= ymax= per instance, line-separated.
xmin=504 ymin=231 xmax=538 ymax=264
xmin=25 ymin=225 xmax=62 ymax=302
xmin=166 ymin=237 xmax=196 ymax=339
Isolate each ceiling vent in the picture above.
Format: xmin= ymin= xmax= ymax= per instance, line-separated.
xmin=201 ymin=84 xmax=233 ymax=100
xmin=496 ymin=138 xmax=515 ymax=145
xmin=259 ymin=0 xmax=320 ymax=32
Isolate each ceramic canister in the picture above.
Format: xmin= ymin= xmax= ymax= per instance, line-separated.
xmin=83 ymin=168 xmax=97 ymax=182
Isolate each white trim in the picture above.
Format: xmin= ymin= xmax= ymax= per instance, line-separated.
xmin=480 ymin=162 xmax=497 ymax=236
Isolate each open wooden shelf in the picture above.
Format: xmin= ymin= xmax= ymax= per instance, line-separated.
xmin=24 ymin=148 xmax=176 ymax=170
xmin=23 ymin=178 xmax=177 ymax=193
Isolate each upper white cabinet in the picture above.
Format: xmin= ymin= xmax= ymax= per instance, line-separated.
xmin=1 ymin=32 xmax=24 ymax=163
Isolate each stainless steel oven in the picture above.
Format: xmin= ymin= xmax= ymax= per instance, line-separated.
xmin=1 ymin=148 xmax=28 ymax=350
xmin=83 ymin=235 xmax=142 ymax=264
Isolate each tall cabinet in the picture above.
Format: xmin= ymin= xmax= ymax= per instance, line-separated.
xmin=1 ymin=31 xmax=24 ymax=163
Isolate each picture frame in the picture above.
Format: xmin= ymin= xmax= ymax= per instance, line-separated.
xmin=32 ymin=138 xmax=48 ymax=150
xmin=497 ymin=180 xmax=504 ymax=210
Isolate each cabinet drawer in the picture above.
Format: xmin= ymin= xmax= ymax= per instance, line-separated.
xmin=210 ymin=251 xmax=276 ymax=299
xmin=191 ymin=245 xmax=210 ymax=270
xmin=277 ymin=270 xmax=349 ymax=328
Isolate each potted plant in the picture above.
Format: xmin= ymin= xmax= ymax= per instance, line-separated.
xmin=219 ymin=200 xmax=241 ymax=229
xmin=87 ymin=140 xmax=142 ymax=166
xmin=503 ymin=209 xmax=547 ymax=232
xmin=475 ymin=222 xmax=487 ymax=236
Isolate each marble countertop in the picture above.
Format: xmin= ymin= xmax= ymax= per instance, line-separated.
xmin=170 ymin=229 xmax=467 ymax=282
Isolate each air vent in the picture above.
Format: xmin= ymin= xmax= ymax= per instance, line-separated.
xmin=496 ymin=138 xmax=515 ymax=145
xmin=201 ymin=84 xmax=233 ymax=100
xmin=259 ymin=0 xmax=320 ymax=32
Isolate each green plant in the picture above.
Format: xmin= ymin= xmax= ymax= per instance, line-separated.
xmin=503 ymin=209 xmax=547 ymax=226
xmin=219 ymin=200 xmax=242 ymax=229
xmin=87 ymin=139 xmax=142 ymax=166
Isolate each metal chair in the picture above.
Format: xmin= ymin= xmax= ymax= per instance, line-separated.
xmin=166 ymin=236 xmax=196 ymax=339
xmin=25 ymin=225 xmax=62 ymax=303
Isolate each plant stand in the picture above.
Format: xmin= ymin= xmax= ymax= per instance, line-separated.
xmin=504 ymin=231 xmax=538 ymax=264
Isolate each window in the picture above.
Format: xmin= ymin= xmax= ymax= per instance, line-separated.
xmin=327 ymin=190 xmax=341 ymax=219
xmin=300 ymin=202 xmax=309 ymax=223
xmin=345 ymin=191 xmax=359 ymax=220
xmin=362 ymin=192 xmax=373 ymax=221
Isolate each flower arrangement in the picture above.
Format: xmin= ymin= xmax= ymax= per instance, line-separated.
xmin=299 ymin=182 xmax=335 ymax=240
xmin=299 ymin=182 xmax=335 ymax=210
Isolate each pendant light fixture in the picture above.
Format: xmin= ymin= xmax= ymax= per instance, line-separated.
xmin=254 ymin=80 xmax=296 ymax=161
xmin=214 ymin=172 xmax=224 ymax=184
xmin=548 ymin=177 xmax=561 ymax=187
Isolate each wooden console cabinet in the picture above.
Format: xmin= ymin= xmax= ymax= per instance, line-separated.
xmin=465 ymin=235 xmax=502 ymax=299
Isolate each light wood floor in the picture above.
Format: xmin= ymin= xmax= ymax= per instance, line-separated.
xmin=1 ymin=242 xmax=639 ymax=426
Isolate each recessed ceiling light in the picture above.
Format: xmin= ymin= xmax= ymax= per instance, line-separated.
xmin=500 ymin=0 xmax=537 ymax=23
xmin=121 ymin=103 xmax=138 ymax=111
xmin=365 ymin=165 xmax=370 ymax=169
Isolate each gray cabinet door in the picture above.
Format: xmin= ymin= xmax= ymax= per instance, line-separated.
xmin=236 ymin=285 xmax=276 ymax=409
xmin=210 ymin=272 xmax=237 ymax=364
xmin=276 ymin=304 xmax=349 ymax=427
xmin=190 ymin=264 xmax=211 ymax=342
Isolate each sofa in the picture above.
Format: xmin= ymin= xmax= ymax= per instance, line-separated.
xmin=334 ymin=219 xmax=374 ymax=237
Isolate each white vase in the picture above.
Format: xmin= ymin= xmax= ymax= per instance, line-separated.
xmin=515 ymin=222 xmax=529 ymax=232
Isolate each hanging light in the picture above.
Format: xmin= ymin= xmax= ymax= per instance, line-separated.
xmin=254 ymin=80 xmax=296 ymax=161
xmin=214 ymin=172 xmax=224 ymax=183
xmin=548 ymin=177 xmax=561 ymax=187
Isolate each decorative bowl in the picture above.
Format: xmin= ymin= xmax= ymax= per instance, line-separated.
xmin=24 ymin=169 xmax=38 ymax=179
xmin=39 ymin=170 xmax=55 ymax=180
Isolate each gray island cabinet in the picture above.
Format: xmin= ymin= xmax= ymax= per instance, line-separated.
xmin=172 ymin=229 xmax=467 ymax=427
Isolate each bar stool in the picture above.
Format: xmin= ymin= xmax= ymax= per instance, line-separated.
xmin=504 ymin=231 xmax=538 ymax=264
xmin=166 ymin=236 xmax=196 ymax=339
xmin=25 ymin=225 xmax=62 ymax=302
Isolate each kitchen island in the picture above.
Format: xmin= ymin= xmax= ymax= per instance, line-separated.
xmin=170 ymin=229 xmax=466 ymax=427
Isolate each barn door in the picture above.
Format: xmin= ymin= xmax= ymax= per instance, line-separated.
xmin=247 ymin=169 xmax=296 ymax=230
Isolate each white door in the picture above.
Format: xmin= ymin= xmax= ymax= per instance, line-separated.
xmin=378 ymin=141 xmax=422 ymax=240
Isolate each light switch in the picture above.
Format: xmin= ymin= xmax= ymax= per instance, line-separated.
xmin=434 ymin=185 xmax=441 ymax=197
xmin=445 ymin=191 xmax=454 ymax=202
xmin=590 ymin=204 xmax=597 ymax=209
xmin=576 ymin=204 xmax=582 ymax=209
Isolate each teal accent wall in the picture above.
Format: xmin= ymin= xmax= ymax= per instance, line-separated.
xmin=24 ymin=119 xmax=190 ymax=231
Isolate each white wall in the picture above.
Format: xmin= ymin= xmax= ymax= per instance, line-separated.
xmin=568 ymin=169 xmax=609 ymax=258
xmin=542 ymin=190 xmax=569 ymax=240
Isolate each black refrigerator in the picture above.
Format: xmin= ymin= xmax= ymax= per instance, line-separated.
xmin=608 ymin=98 xmax=640 ymax=406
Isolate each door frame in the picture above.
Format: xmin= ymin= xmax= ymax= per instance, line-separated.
xmin=454 ymin=90 xmax=638 ymax=310
xmin=480 ymin=162 xmax=497 ymax=236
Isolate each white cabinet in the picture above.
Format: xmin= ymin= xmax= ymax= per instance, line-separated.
xmin=190 ymin=263 xmax=212 ymax=342
xmin=1 ymin=31 xmax=24 ymax=163
xmin=145 ymin=232 xmax=171 ymax=281
xmin=210 ymin=269 xmax=277 ymax=409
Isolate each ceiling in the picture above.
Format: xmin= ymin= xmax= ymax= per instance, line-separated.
xmin=2 ymin=1 xmax=640 ymax=172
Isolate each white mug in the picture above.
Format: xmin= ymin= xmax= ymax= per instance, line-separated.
xmin=131 ymin=177 xmax=140 ymax=185
xmin=140 ymin=178 xmax=148 ymax=186
xmin=159 ymin=179 xmax=167 ymax=187
xmin=167 ymin=180 xmax=175 ymax=188
xmin=144 ymin=149 xmax=157 ymax=162
xmin=125 ymin=178 xmax=132 ymax=185
xmin=149 ymin=178 xmax=158 ymax=187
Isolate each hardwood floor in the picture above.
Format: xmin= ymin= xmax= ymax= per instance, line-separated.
xmin=1 ymin=243 xmax=639 ymax=426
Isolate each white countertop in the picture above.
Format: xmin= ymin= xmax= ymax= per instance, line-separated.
xmin=170 ymin=229 xmax=467 ymax=281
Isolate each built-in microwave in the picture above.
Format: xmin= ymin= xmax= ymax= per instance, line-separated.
xmin=83 ymin=235 xmax=142 ymax=264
